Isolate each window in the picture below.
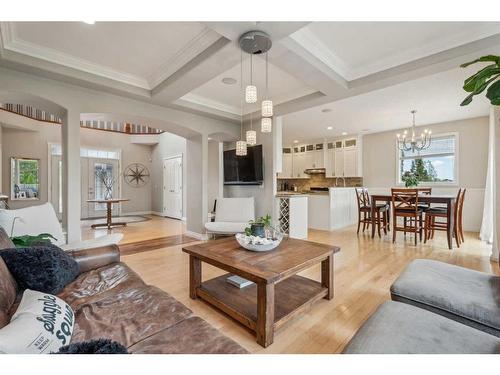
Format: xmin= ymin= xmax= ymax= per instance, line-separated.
xmin=397 ymin=133 xmax=457 ymax=185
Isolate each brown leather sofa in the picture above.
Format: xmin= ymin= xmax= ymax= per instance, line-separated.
xmin=0 ymin=229 xmax=247 ymax=354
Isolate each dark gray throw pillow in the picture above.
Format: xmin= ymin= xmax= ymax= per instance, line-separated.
xmin=0 ymin=245 xmax=79 ymax=294
xmin=54 ymin=339 xmax=129 ymax=354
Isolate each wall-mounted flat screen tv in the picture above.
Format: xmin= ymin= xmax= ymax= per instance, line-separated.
xmin=223 ymin=144 xmax=263 ymax=185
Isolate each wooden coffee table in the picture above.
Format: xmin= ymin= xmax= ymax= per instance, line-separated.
xmin=182 ymin=237 xmax=340 ymax=347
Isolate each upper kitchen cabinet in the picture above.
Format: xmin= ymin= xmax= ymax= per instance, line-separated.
xmin=278 ymin=147 xmax=293 ymax=178
xmin=325 ymin=142 xmax=335 ymax=177
xmin=313 ymin=143 xmax=324 ymax=168
xmin=334 ymin=137 xmax=362 ymax=177
xmin=279 ymin=136 xmax=362 ymax=179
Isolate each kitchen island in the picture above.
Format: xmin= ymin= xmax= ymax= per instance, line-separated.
xmin=308 ymin=188 xmax=357 ymax=231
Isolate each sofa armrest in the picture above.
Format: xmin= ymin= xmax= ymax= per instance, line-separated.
xmin=66 ymin=244 xmax=120 ymax=273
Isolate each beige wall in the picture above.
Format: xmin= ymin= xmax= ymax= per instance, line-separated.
xmin=363 ymin=116 xmax=489 ymax=231
xmin=1 ymin=123 xmax=153 ymax=214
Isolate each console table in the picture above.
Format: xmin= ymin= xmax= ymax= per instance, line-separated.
xmin=86 ymin=198 xmax=129 ymax=229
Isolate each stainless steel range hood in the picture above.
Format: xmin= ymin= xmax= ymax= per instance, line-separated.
xmin=303 ymin=168 xmax=326 ymax=175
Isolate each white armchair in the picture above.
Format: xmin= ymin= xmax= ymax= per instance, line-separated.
xmin=0 ymin=202 xmax=123 ymax=250
xmin=204 ymin=197 xmax=255 ymax=235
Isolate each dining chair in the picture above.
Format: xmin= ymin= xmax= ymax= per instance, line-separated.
xmin=355 ymin=188 xmax=389 ymax=236
xmin=391 ymin=188 xmax=424 ymax=245
xmin=424 ymin=189 xmax=465 ymax=247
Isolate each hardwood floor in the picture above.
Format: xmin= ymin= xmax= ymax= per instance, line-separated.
xmin=84 ymin=215 xmax=498 ymax=353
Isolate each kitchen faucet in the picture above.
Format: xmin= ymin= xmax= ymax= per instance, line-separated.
xmin=335 ymin=176 xmax=346 ymax=187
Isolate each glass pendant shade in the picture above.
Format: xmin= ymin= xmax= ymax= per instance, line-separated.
xmin=261 ymin=117 xmax=272 ymax=133
xmin=236 ymin=140 xmax=247 ymax=156
xmin=245 ymin=85 xmax=257 ymax=103
xmin=246 ymin=130 xmax=257 ymax=145
xmin=261 ymin=100 xmax=273 ymax=117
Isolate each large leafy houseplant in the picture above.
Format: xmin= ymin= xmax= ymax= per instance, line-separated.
xmin=460 ymin=55 xmax=500 ymax=106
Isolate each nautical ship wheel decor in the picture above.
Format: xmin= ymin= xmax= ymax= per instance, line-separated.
xmin=123 ymin=163 xmax=150 ymax=187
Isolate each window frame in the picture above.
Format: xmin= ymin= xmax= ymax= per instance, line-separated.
xmin=395 ymin=132 xmax=459 ymax=187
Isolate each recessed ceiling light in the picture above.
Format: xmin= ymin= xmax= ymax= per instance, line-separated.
xmin=208 ymin=137 xmax=212 ymax=141
xmin=222 ymin=77 xmax=237 ymax=85
xmin=327 ymin=126 xmax=333 ymax=130
xmin=321 ymin=108 xmax=332 ymax=113
xmin=342 ymin=131 xmax=348 ymax=136
xmin=293 ymin=140 xmax=299 ymax=143
xmin=362 ymin=128 xmax=371 ymax=132
xmin=82 ymin=21 xmax=95 ymax=25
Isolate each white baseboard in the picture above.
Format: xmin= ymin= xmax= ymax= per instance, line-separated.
xmin=185 ymin=231 xmax=208 ymax=241
xmin=122 ymin=210 xmax=155 ymax=216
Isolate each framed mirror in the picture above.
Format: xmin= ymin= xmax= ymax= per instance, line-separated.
xmin=11 ymin=157 xmax=40 ymax=201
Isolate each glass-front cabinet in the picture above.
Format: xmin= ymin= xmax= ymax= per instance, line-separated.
xmin=279 ymin=136 xmax=362 ymax=179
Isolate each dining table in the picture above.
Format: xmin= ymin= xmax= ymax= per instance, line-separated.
xmin=369 ymin=193 xmax=457 ymax=249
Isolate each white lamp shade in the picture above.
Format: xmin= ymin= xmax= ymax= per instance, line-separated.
xmin=261 ymin=100 xmax=273 ymax=117
xmin=236 ymin=140 xmax=247 ymax=156
xmin=245 ymin=85 xmax=257 ymax=103
xmin=261 ymin=117 xmax=272 ymax=133
xmin=246 ymin=130 xmax=257 ymax=145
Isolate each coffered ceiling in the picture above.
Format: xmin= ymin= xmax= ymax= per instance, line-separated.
xmin=1 ymin=21 xmax=499 ymax=134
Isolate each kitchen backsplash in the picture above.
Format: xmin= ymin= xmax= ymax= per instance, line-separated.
xmin=278 ymin=173 xmax=363 ymax=191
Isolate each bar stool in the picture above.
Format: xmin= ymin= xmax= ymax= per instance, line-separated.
xmin=424 ymin=189 xmax=465 ymax=248
xmin=391 ymin=188 xmax=424 ymax=245
xmin=355 ymin=188 xmax=389 ymax=237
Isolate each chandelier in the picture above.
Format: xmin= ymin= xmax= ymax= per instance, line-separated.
xmin=236 ymin=49 xmax=247 ymax=156
xmin=397 ymin=110 xmax=432 ymax=152
xmin=239 ymin=30 xmax=273 ymax=142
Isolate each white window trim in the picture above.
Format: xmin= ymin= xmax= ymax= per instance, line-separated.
xmin=395 ymin=131 xmax=459 ymax=187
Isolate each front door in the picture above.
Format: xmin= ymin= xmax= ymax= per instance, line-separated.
xmin=163 ymin=156 xmax=183 ymax=219
xmin=82 ymin=158 xmax=120 ymax=218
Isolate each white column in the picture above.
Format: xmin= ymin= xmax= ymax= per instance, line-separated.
xmin=62 ymin=110 xmax=81 ymax=243
xmin=185 ymin=133 xmax=208 ymax=238
xmin=272 ymin=116 xmax=283 ymax=227
xmin=492 ymin=106 xmax=500 ymax=262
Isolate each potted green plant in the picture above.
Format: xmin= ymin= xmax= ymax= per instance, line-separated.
xmin=402 ymin=171 xmax=419 ymax=188
xmin=460 ymin=55 xmax=500 ymax=106
xmin=11 ymin=233 xmax=57 ymax=248
xmin=245 ymin=214 xmax=272 ymax=238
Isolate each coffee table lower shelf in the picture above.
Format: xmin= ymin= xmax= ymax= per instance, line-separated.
xmin=196 ymin=274 xmax=328 ymax=335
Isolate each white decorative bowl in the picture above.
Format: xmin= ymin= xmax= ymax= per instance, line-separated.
xmin=235 ymin=233 xmax=282 ymax=252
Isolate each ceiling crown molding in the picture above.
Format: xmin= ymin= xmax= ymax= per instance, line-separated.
xmin=289 ymin=24 xmax=500 ymax=82
xmin=0 ymin=22 xmax=151 ymax=89
xmin=147 ymin=27 xmax=221 ymax=89
xmin=0 ymin=22 xmax=223 ymax=92
xmin=288 ymin=27 xmax=351 ymax=80
xmin=180 ymin=93 xmax=241 ymax=116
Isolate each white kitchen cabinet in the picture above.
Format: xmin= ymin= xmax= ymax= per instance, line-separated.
xmin=279 ymin=153 xmax=293 ymax=178
xmin=324 ymin=144 xmax=335 ymax=177
xmin=277 ymin=195 xmax=308 ymax=239
xmin=292 ymin=152 xmax=306 ymax=178
xmin=334 ymin=148 xmax=344 ymax=177
xmin=304 ymin=151 xmax=314 ymax=171
xmin=343 ymin=148 xmax=358 ymax=177
xmin=312 ymin=150 xmax=324 ymax=168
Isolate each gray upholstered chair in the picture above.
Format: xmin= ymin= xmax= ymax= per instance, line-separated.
xmin=390 ymin=259 xmax=500 ymax=337
xmin=343 ymin=301 xmax=500 ymax=354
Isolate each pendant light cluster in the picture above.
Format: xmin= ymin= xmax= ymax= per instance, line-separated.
xmin=236 ymin=30 xmax=273 ymax=156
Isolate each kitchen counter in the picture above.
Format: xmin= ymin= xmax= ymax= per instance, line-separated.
xmin=275 ymin=192 xmax=308 ymax=197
